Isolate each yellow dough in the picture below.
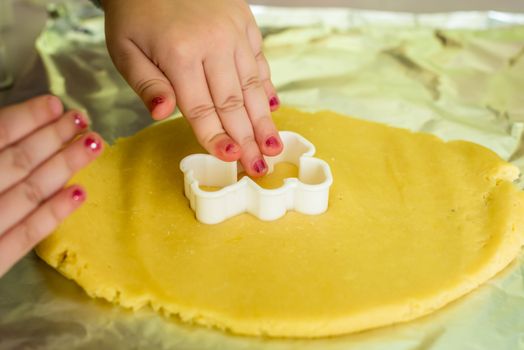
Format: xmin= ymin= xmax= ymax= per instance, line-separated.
xmin=36 ymin=108 xmax=524 ymax=338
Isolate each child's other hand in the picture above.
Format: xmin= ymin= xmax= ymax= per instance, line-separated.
xmin=103 ymin=0 xmax=282 ymax=177
xmin=0 ymin=95 xmax=104 ymax=277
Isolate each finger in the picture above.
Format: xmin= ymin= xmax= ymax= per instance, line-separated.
xmin=0 ymin=95 xmax=63 ymax=151
xmin=0 ymin=111 xmax=89 ymax=193
xmin=203 ymin=54 xmax=268 ymax=177
xmin=108 ymin=40 xmax=176 ymax=120
xmin=235 ymin=39 xmax=283 ymax=157
xmin=0 ymin=185 xmax=86 ymax=277
xmin=0 ymin=133 xmax=103 ymax=234
xmin=165 ymin=62 xmax=241 ymax=162
xmin=246 ymin=25 xmax=280 ymax=111
xmin=256 ymin=52 xmax=280 ymax=112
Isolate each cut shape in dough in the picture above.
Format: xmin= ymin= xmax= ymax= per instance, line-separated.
xmin=37 ymin=108 xmax=524 ymax=338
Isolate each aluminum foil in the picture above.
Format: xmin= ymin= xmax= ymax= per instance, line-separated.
xmin=1 ymin=3 xmax=524 ymax=349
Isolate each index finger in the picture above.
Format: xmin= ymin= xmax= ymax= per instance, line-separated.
xmin=166 ymin=63 xmax=242 ymax=162
xmin=0 ymin=95 xmax=63 ymax=151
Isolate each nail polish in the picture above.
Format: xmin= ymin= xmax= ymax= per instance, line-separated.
xmin=253 ymin=159 xmax=267 ymax=174
xmin=225 ymin=143 xmax=239 ymax=154
xmin=73 ymin=113 xmax=88 ymax=129
xmin=265 ymin=136 xmax=280 ymax=148
xmin=84 ymin=136 xmax=101 ymax=152
xmin=72 ymin=188 xmax=85 ymax=202
xmin=269 ymin=96 xmax=280 ymax=109
xmin=151 ymin=96 xmax=165 ymax=109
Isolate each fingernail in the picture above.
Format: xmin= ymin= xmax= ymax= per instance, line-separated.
xmin=253 ymin=159 xmax=267 ymax=174
xmin=265 ymin=136 xmax=280 ymax=148
xmin=225 ymin=143 xmax=239 ymax=154
xmin=150 ymin=96 xmax=165 ymax=109
xmin=48 ymin=96 xmax=63 ymax=115
xmin=72 ymin=188 xmax=86 ymax=202
xmin=269 ymin=96 xmax=280 ymax=110
xmin=73 ymin=113 xmax=88 ymax=129
xmin=84 ymin=136 xmax=102 ymax=152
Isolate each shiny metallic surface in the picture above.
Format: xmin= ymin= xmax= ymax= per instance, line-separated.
xmin=1 ymin=3 xmax=524 ymax=349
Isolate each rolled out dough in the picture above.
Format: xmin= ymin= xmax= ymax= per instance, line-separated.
xmin=37 ymin=108 xmax=524 ymax=338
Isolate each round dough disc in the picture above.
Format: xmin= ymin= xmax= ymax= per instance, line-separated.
xmin=37 ymin=108 xmax=524 ymax=338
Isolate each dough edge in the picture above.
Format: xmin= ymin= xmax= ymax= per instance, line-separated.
xmin=37 ymin=229 xmax=523 ymax=338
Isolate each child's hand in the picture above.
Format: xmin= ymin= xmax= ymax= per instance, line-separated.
xmin=103 ymin=0 xmax=282 ymax=177
xmin=0 ymin=95 xmax=104 ymax=277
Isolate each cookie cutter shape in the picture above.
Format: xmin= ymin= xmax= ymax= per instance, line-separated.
xmin=180 ymin=131 xmax=333 ymax=224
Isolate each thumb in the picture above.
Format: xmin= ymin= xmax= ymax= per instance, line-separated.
xmin=108 ymin=41 xmax=176 ymax=120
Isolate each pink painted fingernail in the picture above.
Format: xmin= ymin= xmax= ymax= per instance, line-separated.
xmin=225 ymin=143 xmax=239 ymax=154
xmin=84 ymin=136 xmax=102 ymax=152
xmin=72 ymin=188 xmax=85 ymax=202
xmin=73 ymin=113 xmax=88 ymax=129
xmin=253 ymin=159 xmax=267 ymax=174
xmin=150 ymin=96 xmax=165 ymax=110
xmin=265 ymin=136 xmax=280 ymax=148
xmin=269 ymin=96 xmax=280 ymax=110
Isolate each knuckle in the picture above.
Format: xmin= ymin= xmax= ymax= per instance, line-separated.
xmin=11 ymin=144 xmax=33 ymax=173
xmin=202 ymin=132 xmax=222 ymax=148
xmin=46 ymin=204 xmax=61 ymax=231
xmin=26 ymin=95 xmax=44 ymax=112
xmin=169 ymin=39 xmax=198 ymax=60
xmin=110 ymin=47 xmax=133 ymax=68
xmin=25 ymin=98 xmax=45 ymax=124
xmin=22 ymin=179 xmax=44 ymax=206
xmin=186 ymin=104 xmax=216 ymax=123
xmin=254 ymin=50 xmax=264 ymax=61
xmin=239 ymin=134 xmax=256 ymax=147
xmin=18 ymin=221 xmax=38 ymax=250
xmin=260 ymin=76 xmax=271 ymax=86
xmin=57 ymin=152 xmax=74 ymax=178
xmin=215 ymin=95 xmax=244 ymax=114
xmin=254 ymin=53 xmax=271 ymax=80
xmin=134 ymin=78 xmax=171 ymax=98
xmin=14 ymin=202 xmax=59 ymax=250
xmin=240 ymin=75 xmax=262 ymax=92
xmin=211 ymin=24 xmax=236 ymax=44
xmin=251 ymin=116 xmax=268 ymax=129
xmin=17 ymin=217 xmax=50 ymax=250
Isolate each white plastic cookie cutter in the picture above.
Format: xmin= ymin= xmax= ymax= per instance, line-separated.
xmin=180 ymin=131 xmax=333 ymax=224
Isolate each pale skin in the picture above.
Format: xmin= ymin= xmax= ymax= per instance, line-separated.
xmin=0 ymin=0 xmax=278 ymax=276
xmin=103 ymin=0 xmax=283 ymax=176
xmin=0 ymin=96 xmax=104 ymax=277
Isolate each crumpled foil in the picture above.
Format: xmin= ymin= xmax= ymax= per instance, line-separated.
xmin=1 ymin=3 xmax=524 ymax=349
